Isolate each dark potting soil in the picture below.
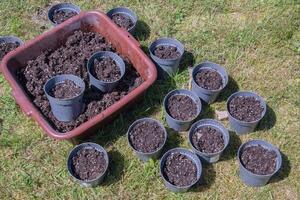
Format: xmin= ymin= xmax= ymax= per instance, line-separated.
xmin=53 ymin=10 xmax=77 ymax=24
xmin=229 ymin=96 xmax=264 ymax=122
xmin=167 ymin=95 xmax=198 ymax=121
xmin=192 ymin=126 xmax=224 ymax=153
xmin=111 ymin=13 xmax=134 ymax=30
xmin=50 ymin=80 xmax=81 ymax=99
xmin=72 ymin=148 xmax=107 ymax=181
xmin=92 ymin=57 xmax=121 ymax=82
xmin=17 ymin=30 xmax=143 ymax=133
xmin=129 ymin=120 xmax=165 ymax=153
xmin=164 ymin=152 xmax=197 ymax=187
xmin=154 ymin=45 xmax=181 ymax=59
xmin=0 ymin=42 xmax=20 ymax=61
xmin=241 ymin=145 xmax=277 ymax=175
xmin=195 ymin=69 xmax=223 ymax=90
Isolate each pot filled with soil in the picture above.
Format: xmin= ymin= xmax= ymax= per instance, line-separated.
xmin=227 ymin=91 xmax=266 ymax=134
xmin=163 ymin=89 xmax=201 ymax=131
xmin=188 ymin=119 xmax=229 ymax=163
xmin=237 ymin=139 xmax=282 ymax=187
xmin=87 ymin=51 xmax=126 ymax=93
xmin=44 ymin=74 xmax=85 ymax=122
xmin=191 ymin=61 xmax=228 ymax=104
xmin=107 ymin=7 xmax=137 ymax=34
xmin=127 ymin=118 xmax=167 ymax=161
xmin=67 ymin=142 xmax=109 ymax=187
xmin=160 ymin=148 xmax=202 ymax=192
xmin=48 ymin=3 xmax=80 ymax=26
xmin=0 ymin=36 xmax=23 ymax=61
xmin=149 ymin=38 xmax=184 ymax=78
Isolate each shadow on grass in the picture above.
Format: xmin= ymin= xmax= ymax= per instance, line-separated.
xmin=134 ymin=20 xmax=151 ymax=41
xmin=256 ymin=104 xmax=277 ymax=131
xmin=269 ymin=151 xmax=291 ymax=183
xmin=215 ymin=76 xmax=239 ymax=102
xmin=163 ymin=127 xmax=183 ymax=151
xmin=200 ymin=102 xmax=215 ymax=119
xmin=191 ymin=162 xmax=216 ymax=192
xmin=219 ymin=131 xmax=242 ymax=161
xmin=178 ymin=50 xmax=195 ymax=73
xmin=102 ymin=150 xmax=125 ymax=186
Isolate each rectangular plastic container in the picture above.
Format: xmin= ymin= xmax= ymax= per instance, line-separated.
xmin=0 ymin=11 xmax=157 ymax=140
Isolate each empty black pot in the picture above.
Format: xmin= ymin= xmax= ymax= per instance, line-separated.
xmin=48 ymin=3 xmax=81 ymax=26
xmin=107 ymin=7 xmax=138 ymax=34
xmin=44 ymin=74 xmax=85 ymax=122
xmin=87 ymin=51 xmax=126 ymax=93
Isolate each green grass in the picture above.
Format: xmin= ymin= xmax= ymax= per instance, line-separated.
xmin=0 ymin=0 xmax=299 ymax=199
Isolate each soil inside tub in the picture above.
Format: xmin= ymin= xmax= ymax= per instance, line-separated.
xmin=111 ymin=13 xmax=134 ymax=30
xmin=92 ymin=57 xmax=121 ymax=82
xmin=50 ymin=80 xmax=81 ymax=99
xmin=192 ymin=126 xmax=224 ymax=153
xmin=167 ymin=94 xmax=198 ymax=121
xmin=228 ymin=96 xmax=264 ymax=122
xmin=17 ymin=30 xmax=144 ymax=133
xmin=0 ymin=42 xmax=21 ymax=61
xmin=154 ymin=45 xmax=181 ymax=59
xmin=241 ymin=144 xmax=277 ymax=175
xmin=195 ymin=69 xmax=223 ymax=90
xmin=129 ymin=120 xmax=165 ymax=153
xmin=72 ymin=148 xmax=107 ymax=180
xmin=164 ymin=152 xmax=197 ymax=187
xmin=53 ymin=9 xmax=78 ymax=24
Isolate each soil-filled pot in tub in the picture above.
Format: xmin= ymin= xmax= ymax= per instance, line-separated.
xmin=107 ymin=7 xmax=137 ymax=34
xmin=188 ymin=119 xmax=229 ymax=163
xmin=44 ymin=74 xmax=85 ymax=122
xmin=48 ymin=3 xmax=80 ymax=26
xmin=160 ymin=148 xmax=202 ymax=193
xmin=191 ymin=61 xmax=228 ymax=104
xmin=149 ymin=38 xmax=184 ymax=78
xmin=163 ymin=89 xmax=202 ymax=132
xmin=0 ymin=36 xmax=23 ymax=61
xmin=87 ymin=51 xmax=126 ymax=93
xmin=127 ymin=118 xmax=167 ymax=161
xmin=227 ymin=91 xmax=266 ymax=134
xmin=67 ymin=142 xmax=109 ymax=187
xmin=237 ymin=140 xmax=282 ymax=187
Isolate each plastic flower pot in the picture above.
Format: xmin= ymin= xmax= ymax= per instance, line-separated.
xmin=67 ymin=142 xmax=109 ymax=187
xmin=149 ymin=38 xmax=184 ymax=78
xmin=87 ymin=51 xmax=126 ymax=93
xmin=1 ymin=11 xmax=157 ymax=140
xmin=191 ymin=61 xmax=228 ymax=104
xmin=48 ymin=3 xmax=81 ymax=26
xmin=188 ymin=119 xmax=230 ymax=163
xmin=237 ymin=139 xmax=282 ymax=187
xmin=0 ymin=36 xmax=23 ymax=46
xmin=159 ymin=148 xmax=202 ymax=193
xmin=226 ymin=91 xmax=267 ymax=135
xmin=44 ymin=74 xmax=85 ymax=122
xmin=107 ymin=7 xmax=138 ymax=34
xmin=127 ymin=118 xmax=167 ymax=161
xmin=163 ymin=89 xmax=202 ymax=132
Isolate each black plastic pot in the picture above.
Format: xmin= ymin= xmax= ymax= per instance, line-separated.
xmin=188 ymin=119 xmax=230 ymax=163
xmin=159 ymin=148 xmax=202 ymax=193
xmin=226 ymin=91 xmax=267 ymax=134
xmin=0 ymin=36 xmax=23 ymax=46
xmin=191 ymin=61 xmax=228 ymax=104
xmin=44 ymin=74 xmax=85 ymax=122
xmin=107 ymin=7 xmax=138 ymax=34
xmin=87 ymin=51 xmax=126 ymax=93
xmin=67 ymin=142 xmax=109 ymax=187
xmin=237 ymin=140 xmax=282 ymax=187
xmin=127 ymin=118 xmax=167 ymax=161
xmin=149 ymin=38 xmax=184 ymax=78
xmin=48 ymin=3 xmax=81 ymax=26
xmin=163 ymin=89 xmax=202 ymax=132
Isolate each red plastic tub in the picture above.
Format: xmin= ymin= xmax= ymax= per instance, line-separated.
xmin=0 ymin=11 xmax=157 ymax=140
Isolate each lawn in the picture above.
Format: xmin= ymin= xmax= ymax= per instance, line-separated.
xmin=0 ymin=0 xmax=299 ymax=199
